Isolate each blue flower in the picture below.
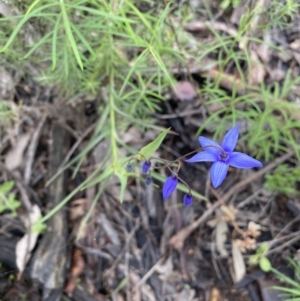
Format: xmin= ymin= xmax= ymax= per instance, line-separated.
xmin=183 ymin=194 xmax=193 ymax=207
xmin=186 ymin=124 xmax=262 ymax=188
xmin=142 ymin=161 xmax=151 ymax=174
xmin=162 ymin=175 xmax=178 ymax=200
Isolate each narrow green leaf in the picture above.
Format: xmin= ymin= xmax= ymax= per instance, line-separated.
xmin=70 ymin=22 xmax=96 ymax=59
xmin=59 ymin=0 xmax=83 ymax=70
xmin=138 ymin=128 xmax=170 ymax=160
xmin=70 ymin=5 xmax=136 ymax=22
xmin=25 ymin=0 xmax=44 ymax=16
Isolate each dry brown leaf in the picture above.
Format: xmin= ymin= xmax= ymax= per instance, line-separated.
xmin=290 ymin=39 xmax=300 ymax=65
xmin=129 ymin=272 xmax=141 ymax=301
xmin=210 ymin=287 xmax=221 ymax=301
xmin=215 ymin=220 xmax=229 ymax=257
xmin=69 ymin=198 xmax=87 ymax=222
xmin=248 ymin=51 xmax=266 ymax=86
xmin=5 ymin=133 xmax=31 ymax=170
xmin=99 ymin=213 xmax=120 ymax=245
xmin=155 ymin=256 xmax=173 ymax=280
xmin=64 ymin=248 xmax=85 ymax=296
xmin=122 ymin=127 xmax=142 ymax=144
xmin=0 ymin=67 xmax=14 ymax=98
xmin=15 ymin=204 xmax=41 ymax=274
xmin=232 ymin=240 xmax=246 ymax=283
xmin=256 ymin=33 xmax=272 ymax=64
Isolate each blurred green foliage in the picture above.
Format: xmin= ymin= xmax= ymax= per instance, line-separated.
xmin=265 ymin=164 xmax=300 ymax=195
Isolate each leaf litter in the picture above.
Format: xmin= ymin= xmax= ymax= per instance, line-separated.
xmin=1 ymin=1 xmax=300 ymax=301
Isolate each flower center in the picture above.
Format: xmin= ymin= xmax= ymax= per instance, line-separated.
xmin=219 ymin=152 xmax=228 ymax=162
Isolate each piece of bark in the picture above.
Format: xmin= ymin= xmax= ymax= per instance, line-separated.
xmin=0 ymin=234 xmax=18 ymax=271
xmin=30 ymin=123 xmax=69 ymax=301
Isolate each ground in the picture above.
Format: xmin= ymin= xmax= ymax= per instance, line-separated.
xmin=1 ymin=1 xmax=300 ymax=301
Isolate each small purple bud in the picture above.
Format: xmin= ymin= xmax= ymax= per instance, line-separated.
xmin=126 ymin=164 xmax=133 ymax=172
xmin=146 ymin=176 xmax=152 ymax=185
xmin=162 ymin=175 xmax=178 ymax=200
xmin=183 ymin=194 xmax=193 ymax=207
xmin=142 ymin=161 xmax=151 ymax=174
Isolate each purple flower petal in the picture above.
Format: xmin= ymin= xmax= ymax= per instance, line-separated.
xmin=210 ymin=161 xmax=228 ymax=188
xmin=142 ymin=161 xmax=151 ymax=174
xmin=183 ymin=194 xmax=193 ymax=207
xmin=186 ymin=151 xmax=217 ymax=163
xmin=198 ymin=136 xmax=221 ymax=154
xmin=221 ymin=124 xmax=239 ymax=152
xmin=227 ymin=152 xmax=262 ymax=169
xmin=162 ymin=175 xmax=178 ymax=200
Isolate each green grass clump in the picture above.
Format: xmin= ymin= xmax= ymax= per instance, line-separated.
xmin=265 ymin=164 xmax=300 ymax=195
xmin=272 ymin=257 xmax=300 ymax=300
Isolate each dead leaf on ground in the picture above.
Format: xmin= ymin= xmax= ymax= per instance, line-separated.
xmin=122 ymin=127 xmax=142 ymax=144
xmin=290 ymin=39 xmax=300 ymax=65
xmin=232 ymin=240 xmax=246 ymax=283
xmin=5 ymin=133 xmax=31 ymax=170
xmin=64 ymin=248 xmax=85 ymax=297
xmin=0 ymin=67 xmax=14 ymax=98
xmin=256 ymin=33 xmax=272 ymax=64
xmin=210 ymin=286 xmax=221 ymax=301
xmin=69 ymin=198 xmax=87 ymax=222
xmin=15 ymin=204 xmax=41 ymax=274
xmin=248 ymin=51 xmax=266 ymax=86
xmin=129 ymin=272 xmax=142 ymax=301
xmin=216 ymin=220 xmax=229 ymax=257
xmin=98 ymin=213 xmax=120 ymax=246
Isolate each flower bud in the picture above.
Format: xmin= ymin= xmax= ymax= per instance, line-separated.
xmin=162 ymin=175 xmax=178 ymax=200
xmin=126 ymin=164 xmax=133 ymax=172
xmin=142 ymin=160 xmax=151 ymax=174
xmin=146 ymin=176 xmax=152 ymax=185
xmin=183 ymin=194 xmax=193 ymax=207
